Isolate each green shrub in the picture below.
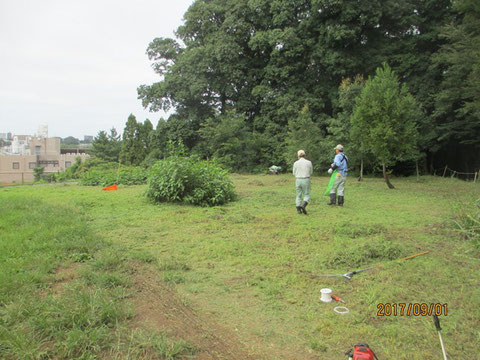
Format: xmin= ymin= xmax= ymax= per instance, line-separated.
xmin=79 ymin=166 xmax=147 ymax=187
xmin=65 ymin=157 xmax=84 ymax=179
xmin=55 ymin=158 xmax=117 ymax=183
xmin=33 ymin=167 xmax=45 ymax=181
xmin=56 ymin=171 xmax=70 ymax=182
xmin=53 ymin=157 xmax=86 ymax=182
xmin=117 ymin=167 xmax=148 ymax=185
xmin=145 ymin=156 xmax=236 ymax=206
xmin=42 ymin=173 xmax=57 ymax=183
xmin=80 ymin=169 xmax=117 ymax=186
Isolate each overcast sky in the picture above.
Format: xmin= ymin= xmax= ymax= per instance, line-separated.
xmin=0 ymin=0 xmax=193 ymax=139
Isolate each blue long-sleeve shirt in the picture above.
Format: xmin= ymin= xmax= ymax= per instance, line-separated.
xmin=333 ymin=153 xmax=348 ymax=177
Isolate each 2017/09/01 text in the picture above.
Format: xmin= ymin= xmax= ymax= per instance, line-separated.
xmin=377 ymin=303 xmax=448 ymax=317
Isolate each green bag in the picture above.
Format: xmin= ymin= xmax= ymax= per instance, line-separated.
xmin=324 ymin=170 xmax=338 ymax=196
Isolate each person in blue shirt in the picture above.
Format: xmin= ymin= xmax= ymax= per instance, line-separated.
xmin=327 ymin=144 xmax=348 ymax=206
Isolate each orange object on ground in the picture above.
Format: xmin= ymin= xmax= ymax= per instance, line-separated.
xmin=331 ymin=294 xmax=346 ymax=303
xmin=102 ymin=184 xmax=118 ymax=191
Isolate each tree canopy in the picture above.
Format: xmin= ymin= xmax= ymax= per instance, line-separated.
xmin=129 ymin=0 xmax=479 ymax=174
xmin=351 ymin=63 xmax=420 ymax=187
xmin=91 ymin=128 xmax=122 ymax=163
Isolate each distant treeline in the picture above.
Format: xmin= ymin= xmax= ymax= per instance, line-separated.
xmin=94 ymin=0 xmax=480 ymax=175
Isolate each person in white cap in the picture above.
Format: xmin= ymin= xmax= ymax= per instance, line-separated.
xmin=328 ymin=144 xmax=348 ymax=206
xmin=293 ymin=150 xmax=313 ymax=214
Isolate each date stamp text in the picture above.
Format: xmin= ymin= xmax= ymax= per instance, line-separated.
xmin=377 ymin=303 xmax=448 ymax=317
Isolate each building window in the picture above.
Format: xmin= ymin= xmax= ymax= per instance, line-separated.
xmin=29 ymin=162 xmax=37 ymax=169
xmin=12 ymin=162 xmax=20 ymax=169
xmin=35 ymin=145 xmax=41 ymax=155
xmin=65 ymin=161 xmax=71 ymax=168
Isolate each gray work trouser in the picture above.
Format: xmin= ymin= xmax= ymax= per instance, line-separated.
xmin=330 ymin=175 xmax=346 ymax=196
xmin=295 ymin=178 xmax=311 ymax=206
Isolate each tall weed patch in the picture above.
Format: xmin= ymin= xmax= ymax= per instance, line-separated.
xmin=80 ymin=166 xmax=147 ymax=186
xmin=146 ymin=156 xmax=236 ymax=206
xmin=454 ymin=197 xmax=480 ymax=247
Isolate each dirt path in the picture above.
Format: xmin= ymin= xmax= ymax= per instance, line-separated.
xmin=45 ymin=262 xmax=312 ymax=359
xmin=131 ymin=266 xmax=259 ymax=360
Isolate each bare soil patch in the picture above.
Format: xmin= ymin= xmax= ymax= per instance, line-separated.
xmin=50 ymin=262 xmax=82 ymax=295
xmin=131 ymin=265 xmax=259 ymax=360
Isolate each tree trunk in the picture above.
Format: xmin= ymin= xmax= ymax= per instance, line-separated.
xmin=358 ymin=158 xmax=364 ymax=181
xmin=416 ymin=160 xmax=420 ymax=181
xmin=383 ymin=163 xmax=395 ymax=189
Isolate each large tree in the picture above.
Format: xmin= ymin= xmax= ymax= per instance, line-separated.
xmin=107 ymin=128 xmax=122 ymax=162
xmin=284 ymin=105 xmax=327 ymax=172
xmin=327 ymin=76 xmax=368 ymax=179
xmin=137 ymin=0 xmax=458 ymax=173
xmin=434 ymin=0 xmax=480 ymax=148
xmin=199 ymin=111 xmax=253 ymax=171
xmin=138 ymin=119 xmax=154 ymax=160
xmin=120 ymin=114 xmax=143 ymax=165
xmin=351 ymin=63 xmax=420 ymax=188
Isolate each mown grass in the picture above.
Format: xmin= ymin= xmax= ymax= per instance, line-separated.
xmin=0 ymin=191 xmax=194 ymax=359
xmin=1 ymin=176 xmax=479 ymax=359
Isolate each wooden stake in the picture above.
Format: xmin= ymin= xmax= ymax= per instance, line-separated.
xmin=451 ymin=171 xmax=456 ymax=179
xmin=474 ymin=171 xmax=478 ymax=183
xmin=442 ymin=165 xmax=448 ymax=177
xmin=116 ymin=159 xmax=121 ymax=184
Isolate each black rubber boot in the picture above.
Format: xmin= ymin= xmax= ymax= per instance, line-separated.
xmin=338 ymin=196 xmax=344 ymax=206
xmin=296 ymin=206 xmax=302 ymax=214
xmin=328 ymin=193 xmax=336 ymax=205
xmin=301 ymin=201 xmax=308 ymax=215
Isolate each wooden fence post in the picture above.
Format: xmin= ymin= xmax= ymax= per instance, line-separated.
xmin=443 ymin=165 xmax=448 ymax=177
xmin=475 ymin=171 xmax=478 ymax=183
xmin=451 ymin=171 xmax=456 ymax=179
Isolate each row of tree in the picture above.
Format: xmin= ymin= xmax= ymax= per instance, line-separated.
xmin=92 ymin=0 xmax=479 ymax=179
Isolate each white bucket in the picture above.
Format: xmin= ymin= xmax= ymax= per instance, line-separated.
xmin=320 ymin=288 xmax=333 ymax=303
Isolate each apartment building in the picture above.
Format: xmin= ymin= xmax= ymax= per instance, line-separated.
xmin=0 ymin=133 xmax=12 ymax=140
xmin=0 ymin=137 xmax=89 ymax=184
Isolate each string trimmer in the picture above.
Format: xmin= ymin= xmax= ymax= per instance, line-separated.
xmin=312 ymin=251 xmax=429 ymax=280
xmin=346 ymin=343 xmax=378 ymax=360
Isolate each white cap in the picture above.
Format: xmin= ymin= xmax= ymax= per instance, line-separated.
xmin=297 ymin=150 xmax=306 ymax=157
xmin=334 ymin=144 xmax=344 ymax=151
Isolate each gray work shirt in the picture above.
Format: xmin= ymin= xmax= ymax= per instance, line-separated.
xmin=293 ymin=158 xmax=313 ymax=178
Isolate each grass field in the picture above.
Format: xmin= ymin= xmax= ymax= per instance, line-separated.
xmin=1 ymin=175 xmax=479 ymax=359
